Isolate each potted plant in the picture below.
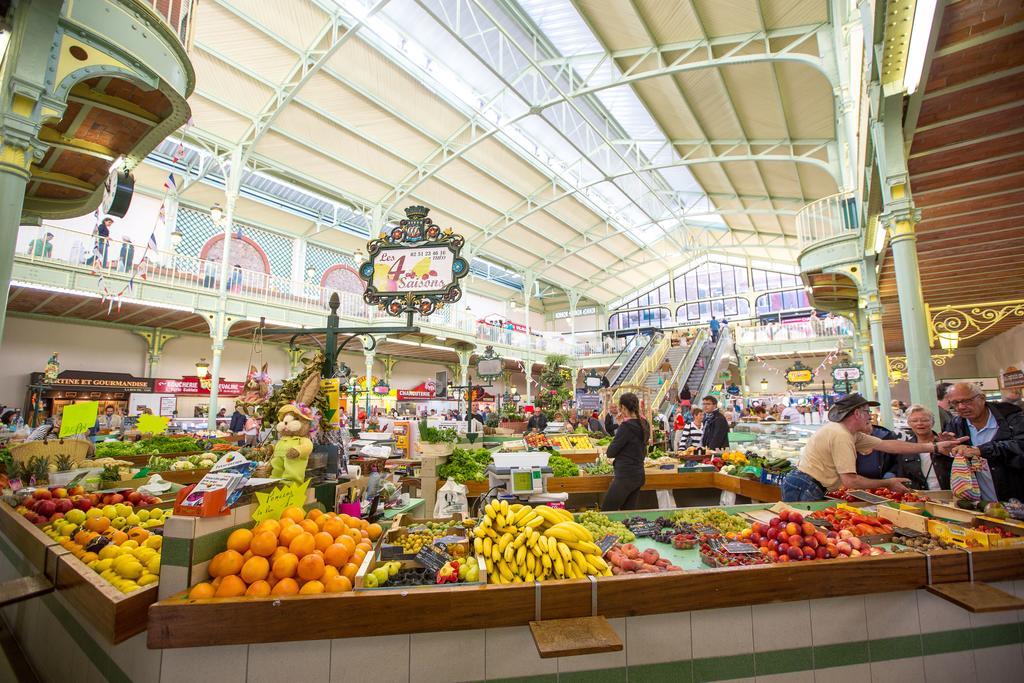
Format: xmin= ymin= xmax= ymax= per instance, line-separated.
xmin=416 ymin=420 xmax=457 ymax=457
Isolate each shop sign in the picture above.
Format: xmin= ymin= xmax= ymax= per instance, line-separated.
xmin=397 ymin=380 xmax=438 ymax=401
xmin=1002 ymin=366 xmax=1024 ymax=389
xmin=785 ymin=361 xmax=814 ymax=389
xmin=32 ymin=370 xmax=154 ymax=392
xmin=832 ymin=361 xmax=861 ymax=394
xmin=359 ymin=205 xmax=469 ymax=317
xmin=153 ymin=377 xmax=245 ymax=396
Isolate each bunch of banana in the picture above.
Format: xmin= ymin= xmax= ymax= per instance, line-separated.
xmin=472 ymin=500 xmax=612 ymax=584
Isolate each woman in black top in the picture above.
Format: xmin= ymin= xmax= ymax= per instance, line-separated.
xmin=601 ymin=392 xmax=649 ymax=511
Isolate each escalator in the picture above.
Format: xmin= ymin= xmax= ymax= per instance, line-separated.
xmin=603 ymin=333 xmax=659 ymax=388
xmin=680 ymin=327 xmax=731 ymax=401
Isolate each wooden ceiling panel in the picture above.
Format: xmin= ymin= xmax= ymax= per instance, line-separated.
xmin=879 ymin=1 xmax=1024 ymax=353
xmin=101 ymin=78 xmax=173 ymax=119
xmin=32 ymin=183 xmax=89 ymax=199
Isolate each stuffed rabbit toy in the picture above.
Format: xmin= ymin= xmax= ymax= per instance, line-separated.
xmin=269 ymin=372 xmax=319 ymax=483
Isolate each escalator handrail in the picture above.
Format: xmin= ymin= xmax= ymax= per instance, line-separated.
xmin=615 ymin=331 xmax=663 ymax=386
xmin=654 ymin=329 xmax=708 ymax=413
xmin=696 ymin=326 xmax=732 ymax=400
xmin=602 ymin=336 xmax=640 ymax=385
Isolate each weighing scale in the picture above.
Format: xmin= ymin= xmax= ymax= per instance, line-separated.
xmin=484 ymin=452 xmax=569 ymax=505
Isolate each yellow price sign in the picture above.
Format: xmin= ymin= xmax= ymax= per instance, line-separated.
xmin=251 ymin=479 xmax=311 ymax=523
xmin=136 ymin=413 xmax=170 ymax=435
xmin=320 ymin=378 xmax=340 ymax=428
xmin=786 ymin=369 xmax=813 ymax=384
xmin=59 ymin=401 xmax=99 ymax=438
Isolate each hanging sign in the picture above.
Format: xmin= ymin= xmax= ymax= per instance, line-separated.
xmin=251 ymin=479 xmax=311 ymax=523
xmin=832 ymin=361 xmax=862 ymax=393
xmin=785 ymin=361 xmax=814 ymax=389
xmin=359 ymin=206 xmax=469 ymax=317
xmin=1002 ymin=366 xmax=1024 ymax=389
xmin=320 ymin=378 xmax=340 ymax=427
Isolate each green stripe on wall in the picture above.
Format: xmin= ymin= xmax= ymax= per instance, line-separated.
xmin=160 ymin=535 xmax=192 ymax=567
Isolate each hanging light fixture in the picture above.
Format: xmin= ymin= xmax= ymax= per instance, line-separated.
xmin=937 ymin=331 xmax=959 ymax=351
xmin=196 ymin=358 xmax=211 ymax=390
xmin=170 ymin=228 xmax=184 ymax=247
xmin=210 ymin=204 xmax=223 ymax=223
xmin=760 ymin=378 xmax=769 ymax=392
xmin=305 ymin=266 xmax=316 ymax=281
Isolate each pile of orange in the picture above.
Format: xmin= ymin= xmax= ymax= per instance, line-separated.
xmin=187 ymin=507 xmax=383 ymax=599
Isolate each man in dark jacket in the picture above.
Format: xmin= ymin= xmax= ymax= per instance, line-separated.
xmin=604 ymin=404 xmax=618 ymax=436
xmin=229 ymin=403 xmax=247 ymax=434
xmin=699 ymin=396 xmax=730 ymax=449
xmin=944 ymin=382 xmax=1024 ymax=501
xmin=525 ymin=411 xmax=548 ymax=434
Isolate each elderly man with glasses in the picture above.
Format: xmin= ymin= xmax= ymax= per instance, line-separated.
xmin=944 ymin=382 xmax=1024 ymax=502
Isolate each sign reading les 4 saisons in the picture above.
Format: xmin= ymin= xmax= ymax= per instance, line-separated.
xmin=359 ymin=205 xmax=469 ymax=317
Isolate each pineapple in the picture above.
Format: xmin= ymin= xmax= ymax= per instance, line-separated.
xmin=54 ymin=452 xmax=75 ymax=472
xmin=6 ymin=460 xmax=24 ymax=483
xmin=28 ymin=456 xmax=50 ymax=485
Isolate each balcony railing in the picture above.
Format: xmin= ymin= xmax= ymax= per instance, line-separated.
xmin=796 ymin=192 xmax=860 ymax=250
xmin=734 ymin=316 xmax=855 ymax=345
xmin=15 ymin=226 xmax=588 ymax=357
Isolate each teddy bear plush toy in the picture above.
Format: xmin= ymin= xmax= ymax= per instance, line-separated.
xmin=270 ymin=372 xmax=319 ymax=483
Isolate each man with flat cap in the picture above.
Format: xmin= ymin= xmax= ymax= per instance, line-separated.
xmin=780 ymin=394 xmax=967 ymax=502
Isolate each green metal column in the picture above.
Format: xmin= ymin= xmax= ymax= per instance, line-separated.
xmin=885 ymin=211 xmax=939 ymax=418
xmin=867 ymin=304 xmax=893 ymax=427
xmin=0 ymin=172 xmax=29 ymax=343
xmin=0 ymin=0 xmax=62 ymax=343
xmin=851 ymin=313 xmax=876 ymax=403
xmin=207 ymin=147 xmax=243 ymax=430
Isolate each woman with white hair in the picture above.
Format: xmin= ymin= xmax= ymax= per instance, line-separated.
xmin=901 ymin=404 xmax=943 ymax=489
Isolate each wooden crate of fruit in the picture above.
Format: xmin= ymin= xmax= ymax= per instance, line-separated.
xmin=0 ymin=502 xmax=60 ymax=574
xmin=54 ymin=551 xmax=158 ymax=643
xmin=380 ymin=524 xmax=470 ymax=560
xmin=354 ymin=543 xmax=486 ymax=590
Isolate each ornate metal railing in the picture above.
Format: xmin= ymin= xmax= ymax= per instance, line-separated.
xmin=796 ymin=191 xmax=860 ymax=250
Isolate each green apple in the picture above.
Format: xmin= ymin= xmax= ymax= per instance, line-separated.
xmin=111 ymin=516 xmax=127 ymax=530
xmin=136 ymin=509 xmax=150 ymax=523
xmin=101 ymin=505 xmax=117 ymax=519
xmin=125 ymin=513 xmax=141 ymax=526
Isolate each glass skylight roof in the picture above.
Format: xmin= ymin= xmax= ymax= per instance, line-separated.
xmin=327 ymin=0 xmax=726 ymax=250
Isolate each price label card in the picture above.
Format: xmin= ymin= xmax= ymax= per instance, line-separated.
xmin=598 ymin=534 xmax=618 ymax=555
xmin=136 ymin=413 xmax=170 ymax=435
xmin=723 ymin=541 xmax=760 ymax=554
xmin=59 ymin=401 xmax=99 ymax=437
xmin=251 ymin=479 xmax=311 ymax=523
xmin=415 ymin=544 xmax=452 ymax=575
xmin=626 ymin=519 xmax=660 ymax=537
xmin=892 ymin=526 xmax=926 ymax=538
xmin=849 ymin=490 xmax=888 ymax=504
xmin=807 ymin=517 xmax=833 ymax=529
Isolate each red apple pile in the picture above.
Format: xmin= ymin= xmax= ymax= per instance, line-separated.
xmin=742 ymin=509 xmax=886 ymax=563
xmin=13 ymin=487 xmax=161 ymax=526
